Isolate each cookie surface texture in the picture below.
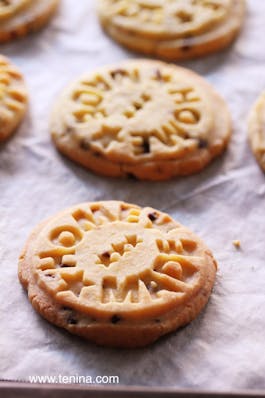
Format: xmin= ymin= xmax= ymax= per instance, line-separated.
xmin=51 ymin=59 xmax=232 ymax=181
xmin=19 ymin=201 xmax=217 ymax=348
xmin=98 ymin=0 xmax=246 ymax=60
xmin=248 ymin=92 xmax=265 ymax=171
xmin=0 ymin=55 xmax=27 ymax=142
xmin=0 ymin=0 xmax=59 ymax=43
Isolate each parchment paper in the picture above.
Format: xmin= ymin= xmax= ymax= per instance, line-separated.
xmin=1 ymin=0 xmax=265 ymax=392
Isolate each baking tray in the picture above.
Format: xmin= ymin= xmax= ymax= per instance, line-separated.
xmin=0 ymin=382 xmax=265 ymax=398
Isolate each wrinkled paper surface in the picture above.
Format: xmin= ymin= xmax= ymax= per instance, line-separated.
xmin=0 ymin=0 xmax=265 ymax=392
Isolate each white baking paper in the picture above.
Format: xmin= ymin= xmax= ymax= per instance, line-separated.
xmin=1 ymin=0 xmax=265 ymax=392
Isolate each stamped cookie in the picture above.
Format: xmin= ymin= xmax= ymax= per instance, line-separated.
xmin=0 ymin=0 xmax=59 ymax=43
xmin=248 ymin=92 xmax=265 ymax=171
xmin=19 ymin=201 xmax=217 ymax=348
xmin=0 ymin=55 xmax=27 ymax=142
xmin=98 ymin=0 xmax=246 ymax=60
xmin=51 ymin=59 xmax=232 ymax=181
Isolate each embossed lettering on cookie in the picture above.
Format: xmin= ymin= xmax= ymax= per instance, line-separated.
xmin=0 ymin=55 xmax=28 ymax=142
xmin=98 ymin=0 xmax=246 ymax=60
xmin=18 ymin=201 xmax=217 ymax=348
xmin=51 ymin=59 xmax=232 ymax=181
xmin=0 ymin=0 xmax=60 ymax=43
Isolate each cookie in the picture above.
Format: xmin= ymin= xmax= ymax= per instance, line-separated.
xmin=0 ymin=55 xmax=28 ymax=142
xmin=248 ymin=92 xmax=265 ymax=171
xmin=0 ymin=0 xmax=59 ymax=43
xmin=0 ymin=0 xmax=31 ymax=21
xmin=98 ymin=0 xmax=246 ymax=60
xmin=18 ymin=201 xmax=217 ymax=348
xmin=51 ymin=59 xmax=232 ymax=181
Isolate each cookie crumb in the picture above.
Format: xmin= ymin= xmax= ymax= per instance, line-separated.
xmin=233 ymin=240 xmax=241 ymax=249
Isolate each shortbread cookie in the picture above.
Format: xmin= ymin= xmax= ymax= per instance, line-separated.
xmin=98 ymin=0 xmax=246 ymax=60
xmin=0 ymin=0 xmax=31 ymax=21
xmin=51 ymin=59 xmax=232 ymax=181
xmin=248 ymin=92 xmax=265 ymax=171
xmin=0 ymin=55 xmax=28 ymax=142
xmin=19 ymin=201 xmax=217 ymax=348
xmin=0 ymin=0 xmax=59 ymax=43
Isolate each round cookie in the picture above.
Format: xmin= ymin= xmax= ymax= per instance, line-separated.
xmin=98 ymin=0 xmax=246 ymax=60
xmin=51 ymin=59 xmax=232 ymax=181
xmin=0 ymin=55 xmax=28 ymax=142
xmin=18 ymin=201 xmax=217 ymax=348
xmin=248 ymin=92 xmax=265 ymax=171
xmin=0 ymin=0 xmax=31 ymax=21
xmin=0 ymin=0 xmax=59 ymax=43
